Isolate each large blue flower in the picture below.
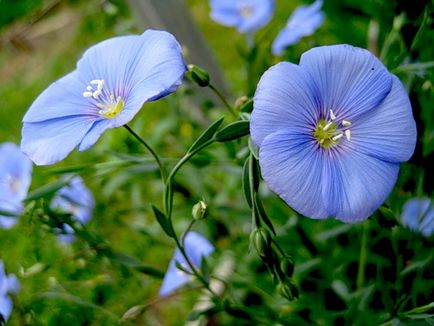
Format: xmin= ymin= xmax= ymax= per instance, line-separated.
xmin=159 ymin=231 xmax=214 ymax=297
xmin=0 ymin=143 xmax=32 ymax=229
xmin=272 ymin=0 xmax=324 ymax=55
xmin=250 ymin=45 xmax=417 ymax=223
xmin=210 ymin=0 xmax=274 ymax=33
xmin=0 ymin=261 xmax=20 ymax=322
xmin=21 ymin=30 xmax=186 ymax=166
xmin=401 ymin=198 xmax=434 ymax=237
xmin=50 ymin=176 xmax=95 ymax=243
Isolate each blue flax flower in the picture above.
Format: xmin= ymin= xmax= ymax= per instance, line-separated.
xmin=250 ymin=45 xmax=417 ymax=223
xmin=50 ymin=176 xmax=95 ymax=243
xmin=159 ymin=231 xmax=214 ymax=296
xmin=0 ymin=143 xmax=32 ymax=229
xmin=21 ymin=30 xmax=186 ymax=166
xmin=272 ymin=0 xmax=324 ymax=55
xmin=401 ymin=198 xmax=434 ymax=237
xmin=0 ymin=261 xmax=20 ymax=322
xmin=210 ymin=0 xmax=274 ymax=33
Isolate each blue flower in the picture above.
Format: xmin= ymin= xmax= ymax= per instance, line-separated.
xmin=21 ymin=30 xmax=186 ymax=166
xmin=210 ymin=0 xmax=274 ymax=33
xmin=0 ymin=261 xmax=20 ymax=322
xmin=250 ymin=45 xmax=417 ymax=223
xmin=50 ymin=176 xmax=95 ymax=243
xmin=0 ymin=143 xmax=32 ymax=229
xmin=159 ymin=231 xmax=214 ymax=296
xmin=401 ymin=198 xmax=434 ymax=237
xmin=272 ymin=0 xmax=324 ymax=55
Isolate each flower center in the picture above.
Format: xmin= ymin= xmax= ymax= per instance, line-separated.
xmin=313 ymin=110 xmax=352 ymax=149
xmin=83 ymin=79 xmax=124 ymax=119
xmin=239 ymin=4 xmax=254 ymax=18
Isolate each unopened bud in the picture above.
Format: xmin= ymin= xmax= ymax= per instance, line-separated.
xmin=250 ymin=227 xmax=271 ymax=259
xmin=187 ymin=64 xmax=210 ymax=87
xmin=192 ymin=201 xmax=207 ymax=220
xmin=280 ymin=255 xmax=294 ymax=278
xmin=277 ymin=281 xmax=299 ymax=301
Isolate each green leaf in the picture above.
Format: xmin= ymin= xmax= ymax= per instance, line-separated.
xmin=248 ymin=137 xmax=259 ymax=160
xmin=249 ymin=155 xmax=260 ymax=193
xmin=215 ymin=120 xmax=250 ymax=142
xmin=188 ymin=117 xmax=224 ymax=153
xmin=242 ymin=157 xmax=252 ymax=208
xmin=200 ymin=256 xmax=210 ymax=284
xmin=25 ymin=176 xmax=74 ymax=201
xmin=152 ymin=205 xmax=175 ymax=238
xmin=111 ymin=252 xmax=164 ymax=278
xmin=0 ymin=209 xmax=19 ymax=217
xmin=240 ymin=98 xmax=253 ymax=113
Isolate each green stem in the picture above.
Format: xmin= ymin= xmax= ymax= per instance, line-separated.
xmin=182 ymin=219 xmax=196 ymax=245
xmin=124 ymin=125 xmax=167 ymax=183
xmin=356 ymin=221 xmax=369 ymax=290
xmin=208 ymin=84 xmax=236 ymax=117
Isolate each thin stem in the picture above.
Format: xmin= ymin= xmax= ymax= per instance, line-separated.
xmin=357 ymin=221 xmax=369 ymax=290
xmin=124 ymin=125 xmax=167 ymax=182
xmin=182 ymin=219 xmax=196 ymax=245
xmin=208 ymin=84 xmax=236 ymax=117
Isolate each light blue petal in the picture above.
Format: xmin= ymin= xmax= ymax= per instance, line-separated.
xmin=350 ymin=76 xmax=417 ymax=163
xmin=210 ymin=0 xmax=274 ymax=33
xmin=259 ymin=129 xmax=329 ymax=219
xmin=272 ymin=0 xmax=324 ymax=55
xmin=251 ymin=62 xmax=320 ymax=147
xmin=322 ymin=148 xmax=399 ymax=223
xmin=0 ymin=295 xmax=13 ymax=322
xmin=21 ymin=117 xmax=95 ymax=166
xmin=183 ymin=231 xmax=215 ymax=266
xmin=401 ymin=198 xmax=434 ymax=237
xmin=159 ymin=256 xmax=191 ymax=297
xmin=159 ymin=232 xmax=214 ymax=297
xmin=6 ymin=275 xmax=20 ymax=295
xmin=76 ymin=30 xmax=186 ymax=128
xmin=22 ymin=71 xmax=98 ymax=123
xmin=299 ymin=45 xmax=393 ymax=120
xmin=0 ymin=143 xmax=33 ymax=202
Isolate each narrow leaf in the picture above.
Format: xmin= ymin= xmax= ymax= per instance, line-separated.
xmin=254 ymin=194 xmax=276 ymax=235
xmin=25 ymin=176 xmax=74 ymax=201
xmin=188 ymin=117 xmax=224 ymax=153
xmin=152 ymin=205 xmax=175 ymax=238
xmin=215 ymin=120 xmax=250 ymax=142
xmin=200 ymin=256 xmax=210 ymax=284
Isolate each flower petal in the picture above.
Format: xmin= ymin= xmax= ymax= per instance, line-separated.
xmin=272 ymin=0 xmax=324 ymax=55
xmin=299 ymin=45 xmax=393 ymax=120
xmin=76 ymin=30 xmax=186 ymax=128
xmin=21 ymin=117 xmax=95 ymax=166
xmin=259 ymin=129 xmax=329 ymax=219
xmin=0 ymin=295 xmax=13 ymax=321
xmin=159 ymin=256 xmax=191 ymax=297
xmin=349 ymin=76 xmax=417 ymax=163
xmin=322 ymin=148 xmax=399 ymax=222
xmin=251 ymin=62 xmax=320 ymax=147
xmin=22 ymin=71 xmax=96 ymax=123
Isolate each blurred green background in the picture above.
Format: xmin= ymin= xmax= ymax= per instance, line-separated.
xmin=0 ymin=0 xmax=433 ymax=324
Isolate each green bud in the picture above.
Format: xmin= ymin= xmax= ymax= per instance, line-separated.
xmin=192 ymin=200 xmax=207 ymax=220
xmin=187 ymin=64 xmax=210 ymax=87
xmin=277 ymin=281 xmax=299 ymax=301
xmin=280 ymin=255 xmax=294 ymax=278
xmin=250 ymin=227 xmax=271 ymax=259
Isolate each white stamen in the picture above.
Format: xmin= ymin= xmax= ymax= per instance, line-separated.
xmin=332 ymin=133 xmax=343 ymax=141
xmin=330 ymin=110 xmax=336 ymax=120
xmin=83 ymin=91 xmax=93 ymax=98
xmin=90 ymin=79 xmax=101 ymax=85
xmin=342 ymin=120 xmax=352 ymax=127
xmin=345 ymin=130 xmax=351 ymax=141
xmin=86 ymin=86 xmax=93 ymax=91
xmin=92 ymin=90 xmax=102 ymax=98
xmin=323 ymin=122 xmax=333 ymax=131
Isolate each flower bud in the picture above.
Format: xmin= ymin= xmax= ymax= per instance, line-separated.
xmin=192 ymin=201 xmax=207 ymax=220
xmin=187 ymin=64 xmax=210 ymax=87
xmin=250 ymin=227 xmax=271 ymax=259
xmin=277 ymin=281 xmax=299 ymax=301
xmin=280 ymin=255 xmax=294 ymax=278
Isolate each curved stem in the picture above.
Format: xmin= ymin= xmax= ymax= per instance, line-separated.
xmin=208 ymin=84 xmax=236 ymax=117
xmin=124 ymin=125 xmax=167 ymax=183
xmin=357 ymin=221 xmax=369 ymax=290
